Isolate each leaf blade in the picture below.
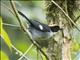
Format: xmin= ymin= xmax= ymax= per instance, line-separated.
xmin=0 ymin=17 xmax=12 ymax=50
xmin=1 ymin=51 xmax=9 ymax=60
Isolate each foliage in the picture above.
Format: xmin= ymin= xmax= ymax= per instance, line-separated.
xmin=0 ymin=51 xmax=9 ymax=60
xmin=0 ymin=17 xmax=12 ymax=50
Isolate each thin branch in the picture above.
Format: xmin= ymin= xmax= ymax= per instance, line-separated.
xmin=3 ymin=23 xmax=20 ymax=28
xmin=9 ymin=0 xmax=26 ymax=32
xmin=9 ymin=0 xmax=49 ymax=60
xmin=37 ymin=47 xmax=39 ymax=60
xmin=29 ymin=36 xmax=49 ymax=60
xmin=11 ymin=44 xmax=30 ymax=60
xmin=74 ymin=15 xmax=80 ymax=22
xmin=1 ymin=2 xmax=15 ymax=16
xmin=51 ymin=0 xmax=80 ymax=32
xmin=18 ymin=44 xmax=33 ymax=60
xmin=40 ymin=51 xmax=44 ymax=60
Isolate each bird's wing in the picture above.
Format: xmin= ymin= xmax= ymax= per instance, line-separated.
xmin=30 ymin=20 xmax=51 ymax=32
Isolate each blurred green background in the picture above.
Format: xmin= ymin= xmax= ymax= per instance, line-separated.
xmin=1 ymin=0 xmax=80 ymax=60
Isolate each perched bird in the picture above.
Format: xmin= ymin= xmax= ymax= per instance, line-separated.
xmin=18 ymin=11 xmax=61 ymax=41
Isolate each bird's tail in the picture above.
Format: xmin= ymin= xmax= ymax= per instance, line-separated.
xmin=18 ymin=10 xmax=31 ymax=23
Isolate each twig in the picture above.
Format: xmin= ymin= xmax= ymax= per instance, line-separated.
xmin=3 ymin=23 xmax=20 ymax=28
xmin=18 ymin=44 xmax=33 ymax=60
xmin=28 ymin=36 xmax=49 ymax=60
xmin=40 ymin=52 xmax=44 ymax=60
xmin=9 ymin=0 xmax=49 ymax=60
xmin=11 ymin=44 xmax=30 ymax=60
xmin=37 ymin=47 xmax=39 ymax=60
xmin=51 ymin=0 xmax=80 ymax=32
xmin=74 ymin=15 xmax=80 ymax=22
xmin=1 ymin=2 xmax=15 ymax=16
xmin=9 ymin=0 xmax=26 ymax=32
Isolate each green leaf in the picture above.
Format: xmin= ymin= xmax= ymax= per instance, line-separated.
xmin=0 ymin=17 xmax=12 ymax=50
xmin=0 ymin=51 xmax=9 ymax=60
xmin=0 ymin=17 xmax=2 ymax=34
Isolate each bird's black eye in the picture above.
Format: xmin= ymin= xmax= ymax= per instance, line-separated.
xmin=50 ymin=26 xmax=60 ymax=32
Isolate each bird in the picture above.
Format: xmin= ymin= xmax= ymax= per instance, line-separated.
xmin=18 ymin=10 xmax=61 ymax=41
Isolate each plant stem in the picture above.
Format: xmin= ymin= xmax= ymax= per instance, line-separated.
xmin=18 ymin=44 xmax=33 ymax=60
xmin=10 ymin=0 xmax=26 ymax=32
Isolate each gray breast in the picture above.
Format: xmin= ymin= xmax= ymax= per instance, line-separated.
xmin=27 ymin=27 xmax=53 ymax=40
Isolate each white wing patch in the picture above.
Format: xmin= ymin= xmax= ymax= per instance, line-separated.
xmin=39 ymin=25 xmax=43 ymax=30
